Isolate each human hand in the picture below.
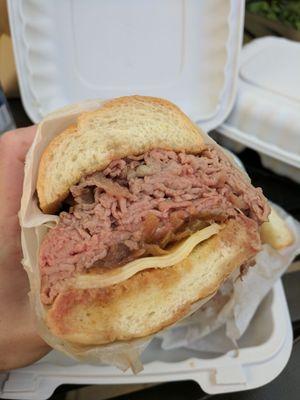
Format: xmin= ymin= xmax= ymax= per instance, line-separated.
xmin=0 ymin=126 xmax=50 ymax=371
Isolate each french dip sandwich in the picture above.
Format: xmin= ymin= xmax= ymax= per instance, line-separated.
xmin=36 ymin=96 xmax=292 ymax=345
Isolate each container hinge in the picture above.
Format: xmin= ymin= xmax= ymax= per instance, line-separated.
xmin=0 ymin=373 xmax=9 ymax=393
xmin=215 ymin=365 xmax=247 ymax=385
xmin=2 ymin=372 xmax=36 ymax=393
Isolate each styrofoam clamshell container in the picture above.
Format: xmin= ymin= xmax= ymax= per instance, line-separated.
xmin=3 ymin=1 xmax=293 ymax=398
xmin=0 ymin=281 xmax=293 ymax=400
xmin=219 ymin=37 xmax=300 ymax=183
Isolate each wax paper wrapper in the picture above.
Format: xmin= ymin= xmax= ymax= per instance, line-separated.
xmin=19 ymin=99 xmax=234 ymax=372
xmin=19 ymin=99 xmax=299 ymax=371
xmin=158 ymin=204 xmax=300 ymax=352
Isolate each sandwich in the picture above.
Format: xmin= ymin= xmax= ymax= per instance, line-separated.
xmin=36 ymin=96 xmax=291 ymax=346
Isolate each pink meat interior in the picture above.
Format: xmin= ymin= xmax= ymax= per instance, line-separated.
xmin=40 ymin=145 xmax=270 ymax=304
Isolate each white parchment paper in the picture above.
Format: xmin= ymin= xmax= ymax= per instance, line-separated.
xmin=19 ymin=100 xmax=300 ymax=370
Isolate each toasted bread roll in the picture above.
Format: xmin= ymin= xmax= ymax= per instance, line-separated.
xmin=37 ymin=96 xmax=205 ymax=213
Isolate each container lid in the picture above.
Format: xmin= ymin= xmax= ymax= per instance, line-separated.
xmin=8 ymin=0 xmax=244 ymax=130
xmin=220 ymin=37 xmax=300 ymax=168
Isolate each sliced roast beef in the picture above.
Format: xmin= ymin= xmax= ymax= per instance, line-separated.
xmin=40 ymin=145 xmax=270 ymax=304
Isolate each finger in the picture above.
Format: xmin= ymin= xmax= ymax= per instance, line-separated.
xmin=0 ymin=126 xmax=37 ymax=217
xmin=0 ymin=125 xmax=37 ymax=164
xmin=15 ymin=125 xmax=37 ymax=162
xmin=0 ymin=303 xmax=50 ymax=371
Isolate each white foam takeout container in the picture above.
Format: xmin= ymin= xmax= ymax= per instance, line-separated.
xmin=219 ymin=37 xmax=300 ymax=183
xmin=0 ymin=281 xmax=293 ymax=400
xmin=3 ymin=0 xmax=294 ymax=398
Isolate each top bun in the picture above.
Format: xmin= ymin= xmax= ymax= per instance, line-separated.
xmin=37 ymin=96 xmax=205 ymax=214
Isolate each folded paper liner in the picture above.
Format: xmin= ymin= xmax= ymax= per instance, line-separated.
xmin=19 ymin=100 xmax=300 ymax=372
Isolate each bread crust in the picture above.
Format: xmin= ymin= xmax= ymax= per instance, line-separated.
xmin=37 ymin=96 xmax=205 ymax=214
xmin=46 ymin=218 xmax=258 ymax=345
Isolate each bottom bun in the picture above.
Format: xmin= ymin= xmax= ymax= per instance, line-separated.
xmin=46 ymin=218 xmax=259 ymax=345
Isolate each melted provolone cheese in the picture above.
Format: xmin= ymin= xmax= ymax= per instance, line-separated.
xmin=73 ymin=223 xmax=221 ymax=290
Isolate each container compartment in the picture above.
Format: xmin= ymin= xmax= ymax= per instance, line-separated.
xmin=8 ymin=0 xmax=244 ymax=129
xmin=220 ymin=37 xmax=300 ymax=181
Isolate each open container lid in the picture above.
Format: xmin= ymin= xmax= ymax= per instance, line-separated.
xmin=220 ymin=37 xmax=300 ymax=169
xmin=5 ymin=2 xmax=295 ymax=399
xmin=8 ymin=0 xmax=244 ymax=131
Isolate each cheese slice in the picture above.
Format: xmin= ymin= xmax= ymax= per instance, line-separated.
xmin=73 ymin=223 xmax=221 ymax=290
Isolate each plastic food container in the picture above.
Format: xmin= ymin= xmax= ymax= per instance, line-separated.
xmin=3 ymin=1 xmax=294 ymax=398
xmin=219 ymin=37 xmax=300 ymax=183
xmin=0 ymin=281 xmax=293 ymax=399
